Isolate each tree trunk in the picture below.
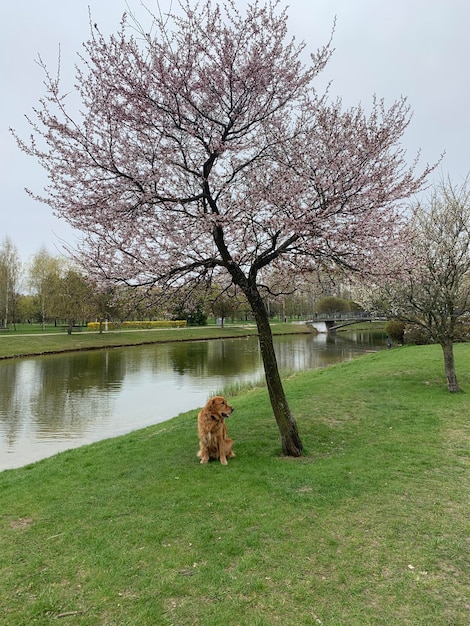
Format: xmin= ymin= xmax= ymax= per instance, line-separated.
xmin=245 ymin=285 xmax=303 ymax=456
xmin=441 ymin=339 xmax=460 ymax=393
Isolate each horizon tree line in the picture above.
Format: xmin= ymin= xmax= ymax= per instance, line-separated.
xmin=1 ymin=241 xmax=341 ymax=327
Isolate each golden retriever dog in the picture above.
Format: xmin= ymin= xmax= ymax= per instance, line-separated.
xmin=197 ymin=396 xmax=235 ymax=465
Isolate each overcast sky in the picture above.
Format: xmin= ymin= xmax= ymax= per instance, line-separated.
xmin=2 ymin=0 xmax=469 ymax=262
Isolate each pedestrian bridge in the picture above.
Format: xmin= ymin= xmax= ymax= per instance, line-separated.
xmin=306 ymin=312 xmax=386 ymax=333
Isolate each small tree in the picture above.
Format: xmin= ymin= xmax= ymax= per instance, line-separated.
xmin=383 ymin=178 xmax=470 ymax=392
xmin=14 ymin=1 xmax=435 ymax=454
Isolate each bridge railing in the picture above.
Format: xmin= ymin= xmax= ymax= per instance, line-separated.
xmin=309 ymin=311 xmax=380 ymax=322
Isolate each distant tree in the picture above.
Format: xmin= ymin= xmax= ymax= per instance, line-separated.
xmin=91 ymin=283 xmax=122 ymax=332
xmin=209 ymin=286 xmax=245 ymax=327
xmin=16 ymin=294 xmax=37 ymax=324
xmin=14 ymin=1 xmax=435 ymax=455
xmin=315 ymin=296 xmax=353 ymax=315
xmin=28 ymin=248 xmax=62 ymax=329
xmin=172 ymin=299 xmax=208 ymax=327
xmin=262 ymin=270 xmax=317 ymax=320
xmin=58 ymin=269 xmax=95 ymax=332
xmin=0 ymin=238 xmax=21 ymax=329
xmin=383 ymin=178 xmax=470 ymax=392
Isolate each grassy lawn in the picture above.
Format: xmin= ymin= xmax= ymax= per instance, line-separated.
xmin=1 ymin=343 xmax=469 ymax=624
xmin=0 ymin=321 xmax=310 ymax=359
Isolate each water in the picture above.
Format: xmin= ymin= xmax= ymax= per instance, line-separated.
xmin=0 ymin=331 xmax=385 ymax=470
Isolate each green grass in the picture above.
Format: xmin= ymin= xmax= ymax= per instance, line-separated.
xmin=1 ymin=343 xmax=469 ymax=624
xmin=0 ymin=321 xmax=310 ymax=359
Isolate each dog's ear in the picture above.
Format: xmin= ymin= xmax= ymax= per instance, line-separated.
xmin=207 ymin=397 xmax=218 ymax=412
xmin=208 ymin=396 xmax=224 ymax=410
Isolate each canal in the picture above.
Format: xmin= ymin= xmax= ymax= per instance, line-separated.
xmin=0 ymin=331 xmax=385 ymax=470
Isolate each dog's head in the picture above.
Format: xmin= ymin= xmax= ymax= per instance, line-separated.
xmin=207 ymin=395 xmax=234 ymax=421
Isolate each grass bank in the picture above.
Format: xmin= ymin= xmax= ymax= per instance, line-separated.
xmin=0 ymin=322 xmax=311 ymax=360
xmin=1 ymin=343 xmax=469 ymax=625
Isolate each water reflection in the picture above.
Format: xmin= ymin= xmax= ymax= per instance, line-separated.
xmin=0 ymin=332 xmax=385 ymax=470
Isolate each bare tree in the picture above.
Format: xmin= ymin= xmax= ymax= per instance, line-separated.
xmin=0 ymin=237 xmax=21 ymax=329
xmin=13 ymin=1 xmax=435 ymax=455
xmin=383 ymin=178 xmax=470 ymax=392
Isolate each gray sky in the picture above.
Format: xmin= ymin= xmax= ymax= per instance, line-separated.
xmin=2 ymin=0 xmax=469 ymax=262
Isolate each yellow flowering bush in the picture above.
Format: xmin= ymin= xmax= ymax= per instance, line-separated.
xmin=86 ymin=320 xmax=187 ymax=331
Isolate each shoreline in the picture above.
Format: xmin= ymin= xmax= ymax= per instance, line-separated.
xmin=0 ymin=323 xmax=317 ymax=361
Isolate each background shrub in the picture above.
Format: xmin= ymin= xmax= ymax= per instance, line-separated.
xmin=385 ymin=319 xmax=406 ymax=343
xmin=403 ymin=324 xmax=432 ymax=345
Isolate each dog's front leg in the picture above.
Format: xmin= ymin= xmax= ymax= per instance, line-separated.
xmin=198 ymin=442 xmax=209 ymax=463
xmin=218 ymin=438 xmax=228 ymax=465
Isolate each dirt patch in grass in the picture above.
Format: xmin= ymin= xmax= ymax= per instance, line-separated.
xmin=9 ymin=517 xmax=34 ymax=530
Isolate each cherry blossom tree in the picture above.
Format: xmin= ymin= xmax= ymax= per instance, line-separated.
xmin=13 ymin=0 xmax=436 ymax=455
xmin=382 ymin=178 xmax=470 ymax=393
